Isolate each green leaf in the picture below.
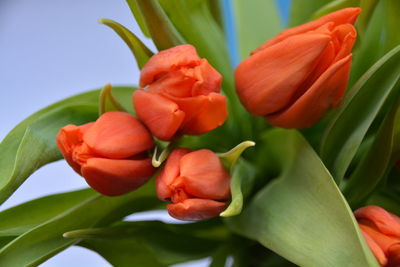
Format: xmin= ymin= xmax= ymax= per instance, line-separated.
xmin=135 ymin=0 xmax=185 ymax=50
xmin=0 ymin=189 xmax=95 ymax=236
xmin=383 ymin=0 xmax=400 ymax=50
xmin=220 ymin=159 xmax=257 ymax=217
xmin=67 ymin=220 xmax=224 ymax=266
xmin=367 ymin=191 xmax=400 ymax=216
xmin=349 ymin=1 xmax=385 ymax=86
xmin=321 ymin=45 xmax=400 ymax=183
xmin=0 ymin=87 xmax=134 ymax=205
xmin=98 ymin=19 xmax=154 ymax=69
xmin=357 ymin=0 xmax=380 ymax=38
xmin=99 ymin=83 xmax=127 ymax=115
xmin=125 ymin=0 xmax=151 ymax=37
xmin=343 ymin=93 xmax=400 ymax=208
xmin=226 ymin=129 xmax=379 ymax=267
xmin=289 ymin=0 xmax=332 ymax=26
xmin=0 ymin=181 xmax=162 ymax=266
xmin=311 ymin=0 xmax=360 ymax=19
xmin=232 ymin=0 xmax=282 ymax=59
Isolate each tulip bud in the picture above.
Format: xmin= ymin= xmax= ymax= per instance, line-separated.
xmin=133 ymin=44 xmax=228 ymax=141
xmin=56 ymin=111 xmax=155 ymax=196
xmin=235 ymin=8 xmax=361 ymax=128
xmin=156 ymin=148 xmax=230 ymax=221
xmin=355 ymin=206 xmax=400 ymax=266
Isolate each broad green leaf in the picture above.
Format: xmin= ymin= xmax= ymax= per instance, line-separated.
xmin=207 ymin=0 xmax=224 ymax=29
xmin=343 ymin=94 xmax=400 ymax=208
xmin=125 ymin=0 xmax=151 ymax=37
xmin=384 ymin=0 xmax=400 ymax=50
xmin=67 ymin=220 xmax=225 ymax=266
xmin=321 ymin=45 xmax=400 ymax=183
xmin=135 ymin=0 xmax=185 ymax=50
xmin=311 ymin=0 xmax=360 ymax=19
xmin=0 ymin=86 xmax=134 ymax=205
xmin=0 ymin=189 xmax=95 ymax=236
xmin=0 ymin=181 xmax=162 ymax=266
xmin=289 ymin=0 xmax=332 ymax=26
xmin=98 ymin=19 xmax=154 ymax=69
xmin=226 ymin=129 xmax=379 ymax=267
xmin=99 ymin=83 xmax=127 ymax=115
xmin=80 ymin=239 xmax=165 ymax=267
xmin=232 ymin=0 xmax=282 ymax=59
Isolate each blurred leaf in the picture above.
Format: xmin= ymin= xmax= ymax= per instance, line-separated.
xmin=356 ymin=0 xmax=380 ymax=38
xmin=343 ymin=93 xmax=400 ymax=208
xmin=226 ymin=129 xmax=379 ymax=267
xmin=289 ymin=0 xmax=332 ymax=26
xmin=207 ymin=0 xmax=224 ymax=29
xmin=0 ymin=86 xmax=134 ymax=205
xmin=67 ymin=220 xmax=224 ymax=266
xmin=99 ymin=19 xmax=154 ymax=69
xmin=349 ymin=1 xmax=385 ymax=86
xmin=383 ymin=0 xmax=400 ymax=50
xmin=0 ymin=181 xmax=162 ymax=266
xmin=135 ymin=0 xmax=185 ymax=50
xmin=321 ymin=45 xmax=400 ymax=183
xmin=99 ymin=83 xmax=127 ymax=115
xmin=232 ymin=0 xmax=282 ymax=59
xmin=125 ymin=0 xmax=151 ymax=37
xmin=367 ymin=191 xmax=400 ymax=216
xmin=0 ymin=189 xmax=95 ymax=236
xmin=311 ymin=0 xmax=360 ymax=19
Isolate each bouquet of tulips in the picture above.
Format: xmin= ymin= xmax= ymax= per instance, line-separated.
xmin=1 ymin=0 xmax=400 ymax=266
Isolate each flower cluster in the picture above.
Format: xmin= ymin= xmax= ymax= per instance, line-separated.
xmin=57 ymin=45 xmax=230 ymax=220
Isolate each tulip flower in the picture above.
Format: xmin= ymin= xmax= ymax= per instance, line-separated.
xmin=133 ymin=44 xmax=228 ymax=141
xmin=156 ymin=148 xmax=230 ymax=221
xmin=56 ymin=111 xmax=155 ymax=196
xmin=355 ymin=206 xmax=400 ymax=266
xmin=235 ymin=7 xmax=361 ymax=128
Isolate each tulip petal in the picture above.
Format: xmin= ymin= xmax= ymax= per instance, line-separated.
xmin=266 ymin=54 xmax=352 ymax=128
xmin=167 ymin=199 xmax=227 ymax=221
xmin=179 ymin=149 xmax=230 ymax=200
xmin=235 ymin=33 xmax=331 ymax=116
xmin=81 ymin=157 xmax=155 ymax=196
xmin=83 ymin=112 xmax=154 ymax=159
xmin=191 ymin=59 xmax=222 ymax=96
xmin=388 ymin=244 xmax=400 ymax=267
xmin=140 ymin=44 xmax=199 ymax=87
xmin=355 ymin=206 xmax=400 ymax=237
xmin=168 ymin=93 xmax=228 ymax=135
xmin=56 ymin=123 xmax=94 ymax=174
xmin=332 ymin=24 xmax=357 ymax=62
xmin=254 ymin=7 xmax=361 ymax=52
xmin=133 ymin=90 xmax=185 ymax=141
xmin=359 ymin=223 xmax=399 ymax=255
xmin=156 ymin=148 xmax=191 ymax=201
xmin=360 ymin=227 xmax=389 ymax=266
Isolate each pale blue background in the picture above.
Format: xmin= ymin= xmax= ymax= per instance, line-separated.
xmin=0 ymin=0 xmax=290 ymax=266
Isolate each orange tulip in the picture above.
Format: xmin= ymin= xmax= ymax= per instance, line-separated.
xmin=133 ymin=44 xmax=228 ymax=141
xmin=56 ymin=111 xmax=155 ymax=196
xmin=235 ymin=8 xmax=361 ymax=128
xmin=156 ymin=148 xmax=230 ymax=221
xmin=355 ymin=206 xmax=400 ymax=266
